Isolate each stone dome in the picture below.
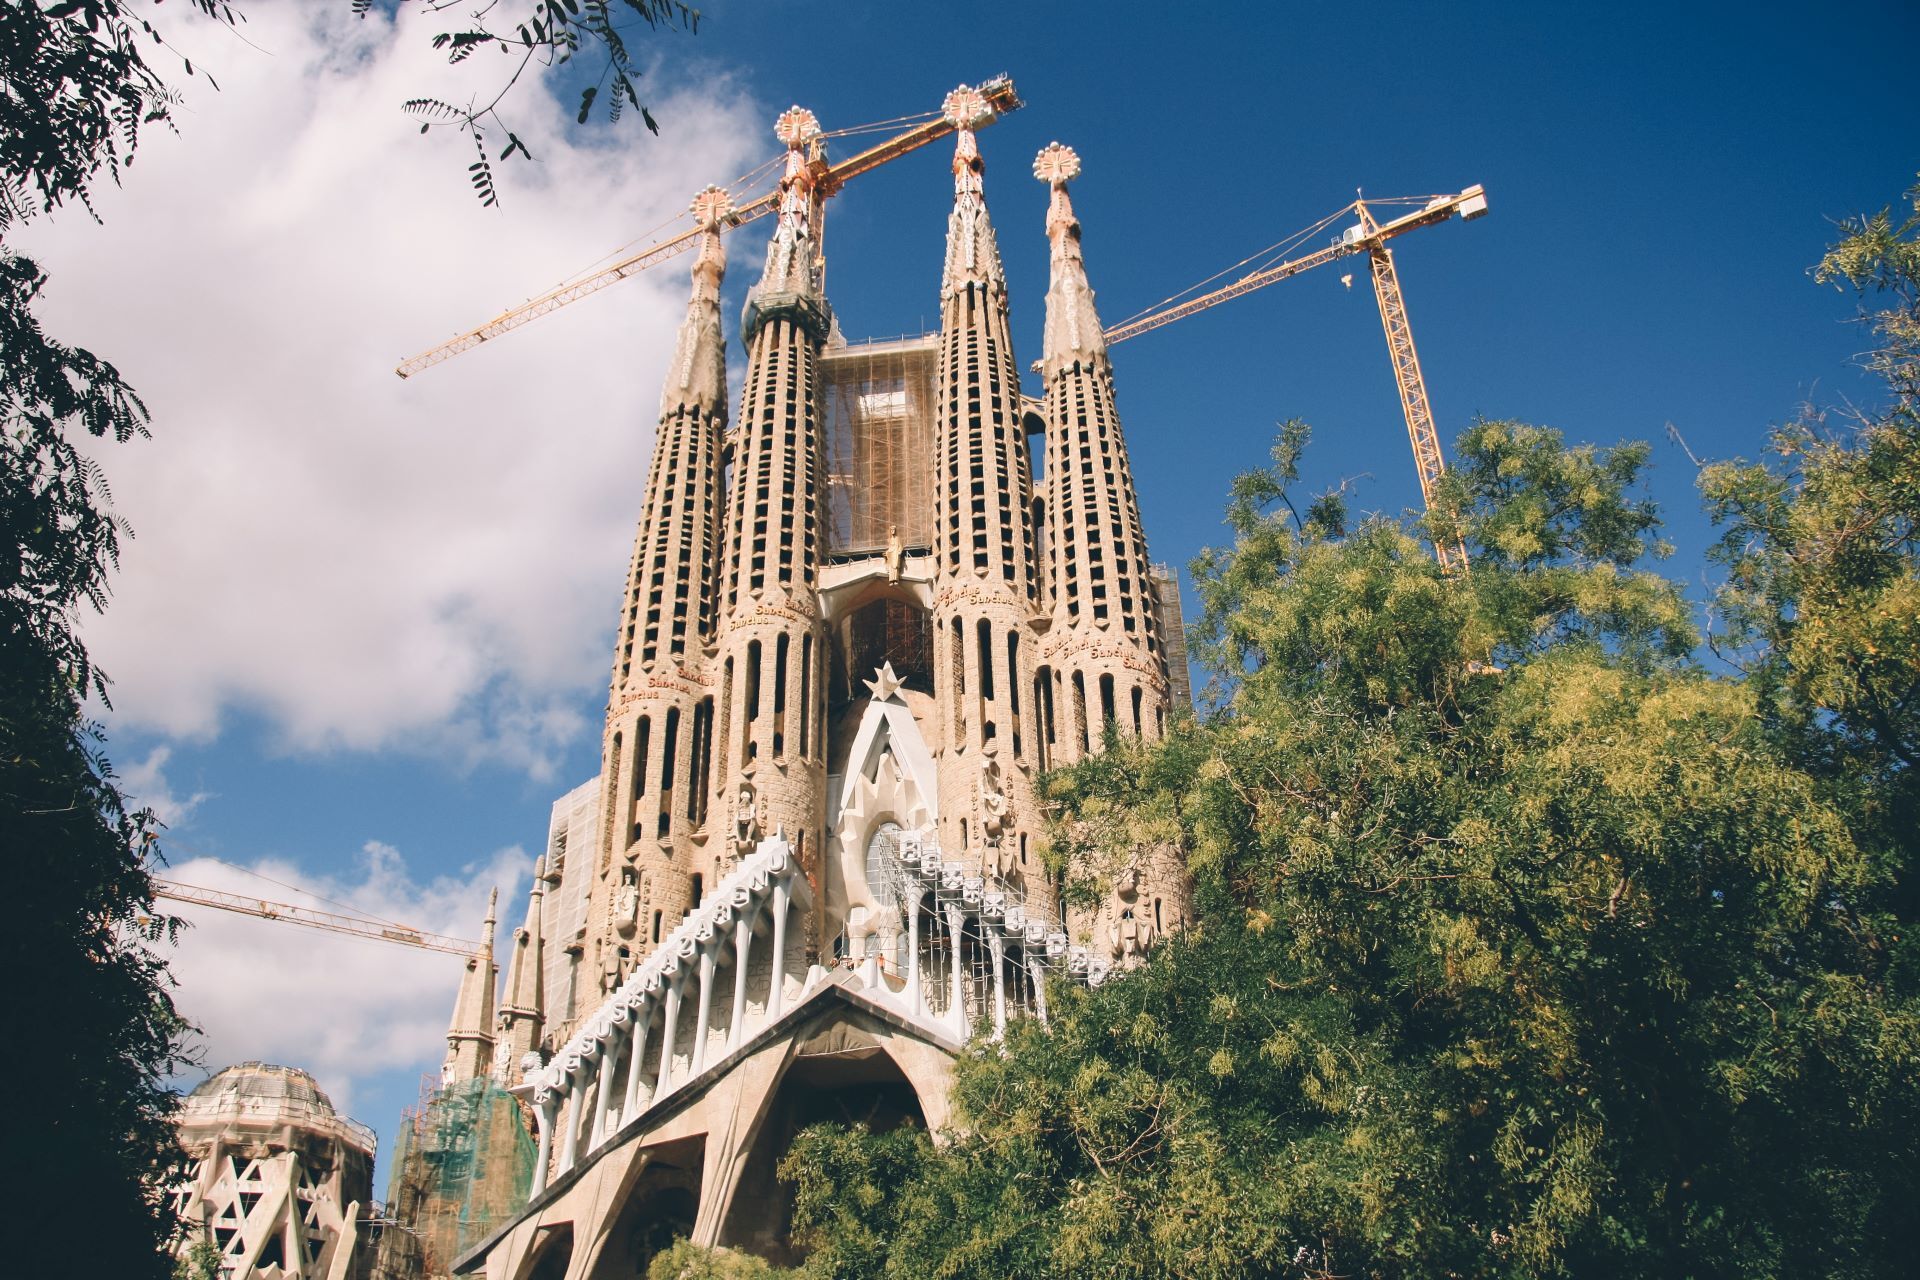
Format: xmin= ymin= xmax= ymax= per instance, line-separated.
xmin=188 ymin=1061 xmax=339 ymax=1112
xmin=178 ymin=1062 xmax=375 ymax=1155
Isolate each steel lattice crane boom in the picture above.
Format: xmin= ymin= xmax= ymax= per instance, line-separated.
xmin=1107 ymin=185 xmax=1487 ymax=573
xmin=395 ymin=77 xmax=1024 ymax=379
xmin=151 ymin=878 xmax=481 ymax=957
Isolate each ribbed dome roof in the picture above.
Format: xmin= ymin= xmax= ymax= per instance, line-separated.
xmin=179 ymin=1062 xmax=375 ymax=1155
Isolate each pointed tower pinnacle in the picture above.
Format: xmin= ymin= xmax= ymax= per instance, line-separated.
xmin=660 ymin=186 xmax=731 ymax=417
xmin=940 ymin=84 xmax=1007 ymax=299
xmin=495 ymin=861 xmax=546 ymax=1078
xmin=442 ymin=887 xmax=498 ymax=1084
xmin=743 ymin=106 xmax=829 ymax=341
xmin=1035 ymin=142 xmax=1107 ymax=377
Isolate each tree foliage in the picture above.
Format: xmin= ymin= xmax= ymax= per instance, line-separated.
xmin=388 ymin=0 xmax=700 ymax=206
xmin=769 ymin=185 xmax=1920 ymax=1277
xmin=0 ymin=3 xmax=220 ymax=1274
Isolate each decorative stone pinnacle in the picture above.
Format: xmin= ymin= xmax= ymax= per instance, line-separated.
xmin=863 ymin=661 xmax=906 ymax=704
xmin=689 ymin=184 xmax=733 ymax=228
xmin=774 ymin=105 xmax=821 ymax=149
xmin=941 ymin=85 xmax=994 ymax=131
xmin=1033 ymin=142 xmax=1081 ymax=187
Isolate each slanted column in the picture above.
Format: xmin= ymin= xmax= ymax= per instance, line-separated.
xmin=905 ymin=897 xmax=923 ymax=1015
xmin=988 ymin=932 xmax=1008 ymax=1039
xmin=557 ymin=1073 xmax=583 ymax=1172
xmin=943 ymin=902 xmax=968 ymax=1037
xmin=656 ymin=981 xmax=682 ymax=1097
xmin=589 ymin=1040 xmax=618 ymax=1149
xmin=1029 ymin=957 xmax=1049 ymax=1025
xmin=623 ymin=1010 xmax=652 ymax=1120
xmin=692 ymin=948 xmax=716 ymax=1076
xmin=769 ymin=881 xmax=790 ymax=1019
xmin=729 ymin=915 xmax=752 ymax=1050
xmin=531 ymin=1095 xmax=557 ymax=1196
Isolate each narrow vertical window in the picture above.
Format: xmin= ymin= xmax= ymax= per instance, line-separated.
xmin=658 ymin=707 xmax=680 ymax=839
xmin=798 ymin=633 xmax=813 ymax=759
xmin=1006 ymin=630 xmax=1023 ymax=761
xmin=630 ymin=720 xmax=649 ymax=841
xmin=1073 ymin=671 xmax=1089 ymax=755
xmin=651 ymin=911 xmax=662 ymax=943
xmin=690 ymin=697 xmax=713 ymax=824
xmin=976 ymin=618 xmax=995 ymax=701
xmin=1130 ymin=686 xmax=1143 ymax=737
xmin=604 ymin=734 xmax=622 ymax=866
xmin=1100 ymin=673 xmax=1117 ymax=735
xmin=951 ymin=617 xmax=966 ymax=748
xmin=634 ymin=718 xmax=652 ymax=801
xmin=691 ymin=874 xmax=704 ymax=908
xmin=743 ymin=639 xmax=762 ymax=765
xmin=717 ymin=658 xmax=733 ymax=783
xmin=773 ymin=632 xmax=789 ymax=759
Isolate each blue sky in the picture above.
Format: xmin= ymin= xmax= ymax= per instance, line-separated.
xmin=21 ymin=1 xmax=1915 ymax=1189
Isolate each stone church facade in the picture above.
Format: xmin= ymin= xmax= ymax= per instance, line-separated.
xmin=439 ymin=85 xmax=1190 ymax=1277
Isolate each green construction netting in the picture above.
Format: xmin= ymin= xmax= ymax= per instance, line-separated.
xmin=387 ymin=1079 xmax=538 ymax=1272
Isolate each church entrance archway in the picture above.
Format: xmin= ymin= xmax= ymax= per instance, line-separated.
xmin=585 ymin=1137 xmax=704 ymax=1280
xmin=716 ymin=1035 xmax=928 ymax=1265
xmin=518 ymin=1224 xmax=572 ymax=1280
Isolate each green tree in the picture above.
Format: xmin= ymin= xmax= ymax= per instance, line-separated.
xmin=390 ymin=0 xmax=702 ymax=206
xmin=1702 ymin=174 xmax=1920 ymax=932
xmin=787 ymin=421 xmax=1919 ymax=1277
xmin=777 ymin=361 xmax=1920 ymax=1271
xmin=1 ymin=3 xmax=231 ymax=1274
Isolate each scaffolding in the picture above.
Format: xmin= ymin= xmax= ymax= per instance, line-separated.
xmin=385 ymin=1075 xmax=538 ymax=1277
xmin=822 ymin=336 xmax=939 ymax=558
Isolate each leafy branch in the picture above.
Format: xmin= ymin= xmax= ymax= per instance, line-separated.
xmin=382 ymin=0 xmax=699 ymax=205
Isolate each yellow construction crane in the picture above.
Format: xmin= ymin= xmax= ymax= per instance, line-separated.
xmin=394 ymin=77 xmax=1024 ymax=380
xmin=1106 ymin=186 xmax=1488 ymax=574
xmin=152 ymin=878 xmax=481 ymax=957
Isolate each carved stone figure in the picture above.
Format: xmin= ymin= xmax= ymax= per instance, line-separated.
xmin=612 ymin=876 xmax=639 ymax=936
xmin=977 ymin=750 xmax=1010 ymax=843
xmin=885 ymin=523 xmax=904 ymax=583
xmin=732 ymin=775 xmax=761 ymax=862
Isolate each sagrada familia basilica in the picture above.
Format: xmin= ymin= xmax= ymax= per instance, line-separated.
xmin=417 ymin=82 xmax=1192 ymax=1277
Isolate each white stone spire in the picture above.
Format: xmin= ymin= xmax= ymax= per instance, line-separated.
xmin=755 ymin=106 xmax=822 ymax=301
xmin=496 ymin=861 xmax=546 ymax=1076
xmin=659 ymin=186 xmax=730 ymax=417
xmin=442 ymin=887 xmax=498 ymax=1083
xmin=940 ymin=85 xmax=1007 ymax=299
xmin=1035 ymin=142 xmax=1108 ymax=377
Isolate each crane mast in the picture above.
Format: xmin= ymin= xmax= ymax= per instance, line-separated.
xmin=395 ymin=77 xmax=1023 ymax=379
xmin=1106 ymin=185 xmax=1486 ymax=572
xmin=152 ymin=878 xmax=481 ymax=957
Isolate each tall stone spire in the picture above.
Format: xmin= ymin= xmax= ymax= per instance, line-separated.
xmin=443 ymin=888 xmax=498 ymax=1083
xmin=743 ymin=106 xmax=829 ymax=340
xmin=1034 ymin=142 xmax=1168 ymax=739
xmin=931 ymin=86 xmax=1046 ymax=913
xmin=940 ymin=86 xmax=1007 ymax=299
xmin=1035 ymin=142 xmax=1107 ymax=377
xmin=716 ymin=103 xmax=833 ymax=950
xmin=660 ymin=185 xmax=732 ymax=417
xmin=495 ymin=861 xmax=546 ymax=1078
xmin=1032 ymin=142 xmax=1188 ymax=956
xmin=590 ymin=188 xmax=735 ymax=999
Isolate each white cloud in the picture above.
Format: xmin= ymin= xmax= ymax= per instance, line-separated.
xmin=14 ymin=4 xmax=763 ymax=778
xmin=163 ymin=842 xmax=530 ymax=1117
xmin=120 ymin=745 xmax=213 ymax=828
